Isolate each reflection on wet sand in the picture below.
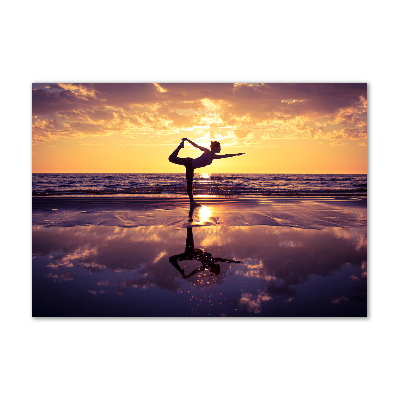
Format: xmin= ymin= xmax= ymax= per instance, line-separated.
xmin=32 ymin=198 xmax=367 ymax=317
xmin=169 ymin=226 xmax=241 ymax=280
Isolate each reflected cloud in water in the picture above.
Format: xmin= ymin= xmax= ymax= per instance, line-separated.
xmin=33 ymin=205 xmax=367 ymax=317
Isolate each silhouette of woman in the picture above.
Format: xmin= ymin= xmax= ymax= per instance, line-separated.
xmin=169 ymin=227 xmax=241 ymax=279
xmin=168 ymin=138 xmax=244 ymax=205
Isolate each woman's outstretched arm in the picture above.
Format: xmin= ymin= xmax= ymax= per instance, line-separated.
xmin=182 ymin=138 xmax=208 ymax=152
xmin=214 ymin=153 xmax=245 ymax=159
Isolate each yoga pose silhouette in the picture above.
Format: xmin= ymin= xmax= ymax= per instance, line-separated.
xmin=168 ymin=138 xmax=244 ymax=204
xmin=169 ymin=227 xmax=241 ymax=280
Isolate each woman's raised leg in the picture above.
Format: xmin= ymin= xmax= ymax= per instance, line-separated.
xmin=168 ymin=140 xmax=185 ymax=164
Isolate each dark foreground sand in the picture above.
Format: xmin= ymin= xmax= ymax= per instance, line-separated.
xmin=32 ymin=196 xmax=367 ymax=317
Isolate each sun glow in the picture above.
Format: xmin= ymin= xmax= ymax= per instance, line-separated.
xmin=199 ymin=206 xmax=212 ymax=224
xmin=32 ymin=83 xmax=367 ymax=174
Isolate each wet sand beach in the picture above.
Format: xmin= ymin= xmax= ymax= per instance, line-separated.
xmin=32 ymin=196 xmax=367 ymax=317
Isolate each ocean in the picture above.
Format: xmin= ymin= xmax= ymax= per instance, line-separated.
xmin=32 ymin=173 xmax=367 ymax=197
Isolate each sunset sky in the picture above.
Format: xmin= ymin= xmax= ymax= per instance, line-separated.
xmin=32 ymin=83 xmax=367 ymax=174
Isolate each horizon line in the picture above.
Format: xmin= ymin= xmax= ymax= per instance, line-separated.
xmin=32 ymin=172 xmax=367 ymax=175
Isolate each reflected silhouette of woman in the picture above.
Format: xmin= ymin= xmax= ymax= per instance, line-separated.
xmin=168 ymin=138 xmax=244 ymax=205
xmin=169 ymin=227 xmax=241 ymax=279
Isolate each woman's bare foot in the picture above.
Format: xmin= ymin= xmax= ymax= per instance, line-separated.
xmin=190 ymin=201 xmax=201 ymax=208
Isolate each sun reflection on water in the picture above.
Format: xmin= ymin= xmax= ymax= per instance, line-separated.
xmin=199 ymin=206 xmax=212 ymax=224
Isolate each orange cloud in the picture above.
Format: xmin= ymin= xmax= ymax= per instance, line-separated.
xmin=32 ymin=83 xmax=367 ymax=173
